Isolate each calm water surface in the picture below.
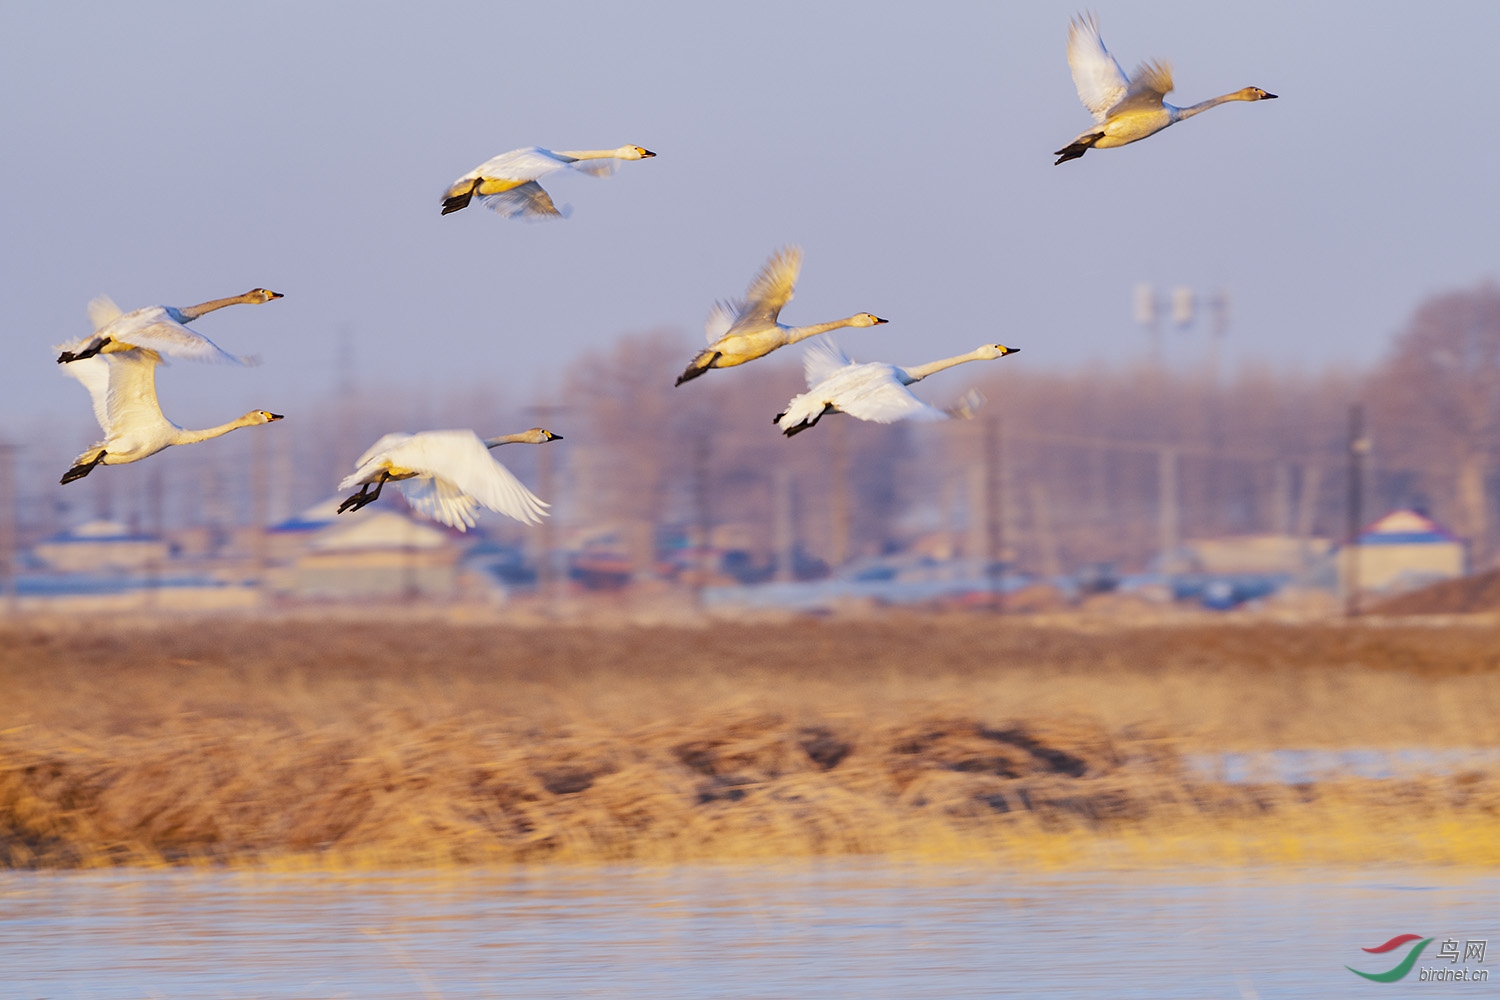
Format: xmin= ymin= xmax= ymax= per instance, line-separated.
xmin=2 ymin=862 xmax=1495 ymax=999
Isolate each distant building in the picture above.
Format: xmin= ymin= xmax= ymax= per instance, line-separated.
xmin=268 ymin=504 xmax=465 ymax=600
xmin=1342 ymin=509 xmax=1466 ymax=594
xmin=263 ymin=497 xmax=346 ymax=563
xmin=32 ymin=520 xmax=169 ymax=573
xmin=1184 ymin=534 xmax=1332 ymax=575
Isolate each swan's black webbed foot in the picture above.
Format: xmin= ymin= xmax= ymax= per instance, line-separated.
xmin=60 ymin=450 xmax=107 ymax=484
xmin=675 ymin=352 xmax=721 ymax=386
xmin=58 ymin=339 xmax=106 ymax=364
xmin=1053 ymin=133 xmax=1102 ymax=165
xmin=337 ymin=473 xmax=388 ymax=514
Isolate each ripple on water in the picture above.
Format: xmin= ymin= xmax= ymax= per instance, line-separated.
xmin=1 ymin=863 xmax=1495 ymax=999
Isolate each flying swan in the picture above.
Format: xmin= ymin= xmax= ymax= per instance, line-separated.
xmin=774 ymin=340 xmax=1018 ymax=436
xmin=1054 ymin=13 xmax=1276 ymax=164
xmin=440 ymin=145 xmax=655 ymax=218
xmin=57 ymin=289 xmax=283 ymax=364
xmin=56 ymin=342 xmax=283 ymax=484
xmin=675 ymin=246 xmax=887 ymax=386
xmin=336 ymin=428 xmax=560 ymax=530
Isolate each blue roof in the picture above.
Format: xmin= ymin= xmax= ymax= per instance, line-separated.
xmin=1351 ymin=509 xmax=1461 ymax=546
xmin=1357 ymin=531 xmax=1456 ymax=546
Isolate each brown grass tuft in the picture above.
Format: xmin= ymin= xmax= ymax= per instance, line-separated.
xmin=1 ymin=615 xmax=1498 ymax=868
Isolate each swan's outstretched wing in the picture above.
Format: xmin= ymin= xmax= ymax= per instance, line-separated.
xmin=87 ymin=295 xmax=123 ymax=332
xmin=101 ymin=350 xmax=172 ymax=435
xmin=461 ymin=146 xmax=572 ymax=184
xmin=569 ymin=160 xmax=617 ymax=178
xmin=399 ymin=476 xmax=483 ymax=531
xmin=730 ymin=246 xmax=802 ymax=331
xmin=57 ymin=349 xmax=113 ymax=433
xmin=104 ymin=308 xmax=254 ymax=365
xmin=835 ymin=366 xmax=948 ymax=424
xmin=704 ymin=300 xmax=745 ymax=342
xmin=478 ymin=181 xmax=570 ymax=220
xmin=1113 ymin=59 xmax=1174 ymax=113
xmin=802 ymin=338 xmax=854 ymax=388
xmin=58 ymin=340 xmax=171 ymax=436
xmin=945 ymin=388 xmax=986 ymax=420
xmin=393 ymin=430 xmax=549 ymax=528
xmin=1067 ymin=13 xmax=1129 ymax=122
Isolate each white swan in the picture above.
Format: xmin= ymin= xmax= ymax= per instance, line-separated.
xmin=1055 ymin=13 xmax=1276 ymax=164
xmin=57 ymin=289 xmax=283 ymax=364
xmin=336 ymin=428 xmax=560 ymax=530
xmin=675 ymin=246 xmax=887 ymax=386
xmin=441 ymin=145 xmax=655 ymax=218
xmin=774 ymin=340 xmax=1018 ymax=436
xmin=57 ymin=343 xmax=283 ymax=484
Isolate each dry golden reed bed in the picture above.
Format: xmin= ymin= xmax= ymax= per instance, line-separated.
xmin=2 ymin=614 xmax=1498 ymax=869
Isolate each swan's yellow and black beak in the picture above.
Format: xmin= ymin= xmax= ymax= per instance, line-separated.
xmin=267 ymin=290 xmax=285 ymax=299
xmin=637 ymin=147 xmax=657 ymax=158
xmin=1003 ymin=346 xmax=1019 ymax=355
xmin=1258 ymin=90 xmax=1277 ymax=100
xmin=874 ymin=316 xmax=889 ymax=324
xmin=267 ymin=412 xmax=285 ymax=421
xmin=546 ymin=431 xmax=563 ymax=441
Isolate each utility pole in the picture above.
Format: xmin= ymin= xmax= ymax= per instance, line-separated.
xmin=829 ymin=418 xmax=850 ymax=570
xmin=1207 ymin=290 xmax=1231 ymax=387
xmin=251 ymin=427 xmax=270 ymax=603
xmin=1272 ymin=462 xmax=1294 ymax=537
xmin=525 ymin=402 xmax=569 ymax=605
xmin=0 ymin=444 xmax=16 ymax=615
xmin=1345 ymin=404 xmax=1370 ymax=617
xmin=335 ymin=325 xmax=358 ymax=488
xmin=966 ymin=465 xmax=987 ymax=564
xmin=773 ymin=466 xmax=795 ymax=582
xmin=1030 ymin=482 xmax=1062 ymax=580
xmin=692 ymin=433 xmax=713 ymax=605
xmin=1294 ymin=460 xmax=1323 ymax=568
xmin=1135 ymin=284 xmax=1163 ymax=366
xmin=1157 ymin=446 xmax=1180 ymax=574
xmin=986 ymin=415 xmax=1004 ymax=611
xmin=145 ymin=465 xmax=163 ymax=610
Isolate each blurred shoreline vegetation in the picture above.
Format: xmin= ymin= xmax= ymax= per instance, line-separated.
xmin=2 ymin=617 xmax=1497 ymax=870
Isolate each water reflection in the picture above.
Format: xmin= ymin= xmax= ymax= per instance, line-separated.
xmin=1188 ymin=747 xmax=1500 ymax=784
xmin=1 ymin=863 xmax=1495 ymax=998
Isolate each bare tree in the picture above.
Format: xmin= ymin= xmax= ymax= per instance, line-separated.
xmin=1368 ymin=282 xmax=1500 ymax=562
xmin=565 ymin=329 xmax=712 ymax=575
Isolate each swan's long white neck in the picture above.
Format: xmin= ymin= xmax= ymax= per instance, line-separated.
xmin=171 ymin=413 xmax=264 ymax=445
xmin=901 ymin=349 xmax=993 ymax=384
xmin=1172 ymin=92 xmax=1248 ymax=122
xmin=484 ymin=432 xmax=532 ymax=448
xmin=784 ymin=316 xmax=867 ymax=345
xmin=554 ymin=149 xmax=628 ymax=161
xmin=172 ymin=291 xmax=266 ymax=322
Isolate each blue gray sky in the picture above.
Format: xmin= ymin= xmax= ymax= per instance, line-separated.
xmin=3 ymin=0 xmax=1497 ymax=443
